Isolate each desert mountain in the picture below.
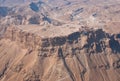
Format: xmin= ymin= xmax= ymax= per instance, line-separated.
xmin=0 ymin=0 xmax=120 ymax=81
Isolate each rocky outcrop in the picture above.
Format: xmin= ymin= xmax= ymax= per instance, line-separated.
xmin=4 ymin=27 xmax=120 ymax=54
xmin=0 ymin=26 xmax=120 ymax=81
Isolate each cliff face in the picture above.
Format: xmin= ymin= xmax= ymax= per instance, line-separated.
xmin=0 ymin=26 xmax=120 ymax=81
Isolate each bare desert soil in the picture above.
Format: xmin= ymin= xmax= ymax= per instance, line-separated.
xmin=0 ymin=0 xmax=120 ymax=81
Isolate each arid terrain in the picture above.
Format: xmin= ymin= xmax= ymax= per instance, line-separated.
xmin=0 ymin=0 xmax=120 ymax=81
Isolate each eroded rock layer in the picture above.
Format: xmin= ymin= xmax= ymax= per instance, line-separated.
xmin=0 ymin=26 xmax=119 ymax=81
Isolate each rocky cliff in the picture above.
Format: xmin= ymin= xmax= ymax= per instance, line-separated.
xmin=0 ymin=26 xmax=119 ymax=81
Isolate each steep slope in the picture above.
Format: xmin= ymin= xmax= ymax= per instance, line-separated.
xmin=0 ymin=26 xmax=119 ymax=81
xmin=0 ymin=0 xmax=120 ymax=81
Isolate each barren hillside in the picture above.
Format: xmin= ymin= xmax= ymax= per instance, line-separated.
xmin=0 ymin=0 xmax=120 ymax=81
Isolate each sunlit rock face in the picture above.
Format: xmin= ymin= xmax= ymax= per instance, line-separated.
xmin=0 ymin=25 xmax=119 ymax=81
xmin=0 ymin=0 xmax=120 ymax=81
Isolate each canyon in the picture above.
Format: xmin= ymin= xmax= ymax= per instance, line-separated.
xmin=0 ymin=25 xmax=119 ymax=81
xmin=0 ymin=0 xmax=120 ymax=81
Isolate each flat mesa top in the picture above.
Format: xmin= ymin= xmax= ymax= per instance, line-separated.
xmin=17 ymin=22 xmax=120 ymax=38
xmin=17 ymin=25 xmax=81 ymax=38
xmin=104 ymin=22 xmax=120 ymax=34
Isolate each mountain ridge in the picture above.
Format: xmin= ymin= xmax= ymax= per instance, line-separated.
xmin=0 ymin=0 xmax=120 ymax=81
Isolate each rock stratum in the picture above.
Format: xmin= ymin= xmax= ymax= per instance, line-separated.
xmin=0 ymin=25 xmax=119 ymax=81
xmin=0 ymin=0 xmax=120 ymax=81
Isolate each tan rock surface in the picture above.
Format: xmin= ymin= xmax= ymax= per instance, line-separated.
xmin=0 ymin=25 xmax=119 ymax=81
xmin=0 ymin=0 xmax=120 ymax=81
